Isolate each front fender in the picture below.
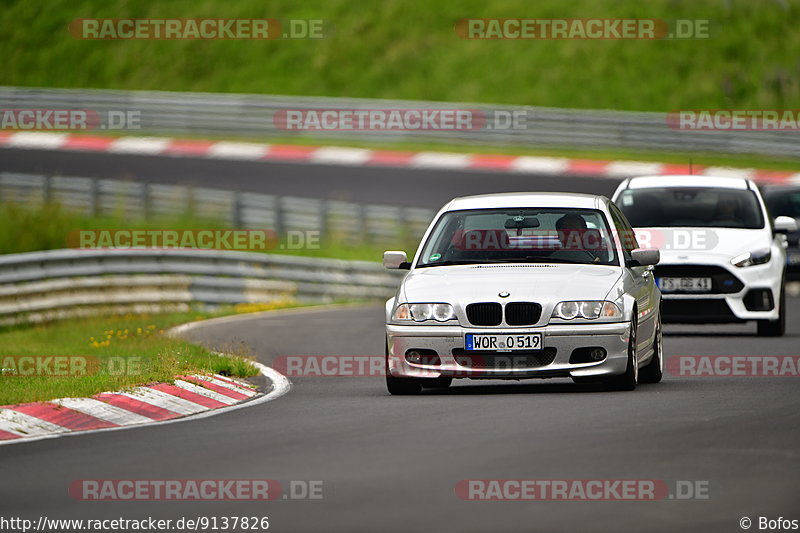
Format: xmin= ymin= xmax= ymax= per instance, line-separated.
xmin=385 ymin=297 xmax=395 ymax=323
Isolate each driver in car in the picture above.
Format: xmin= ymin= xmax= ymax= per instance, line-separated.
xmin=553 ymin=213 xmax=602 ymax=263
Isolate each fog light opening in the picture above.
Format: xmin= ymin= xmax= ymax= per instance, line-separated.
xmin=406 ymin=350 xmax=422 ymax=364
xmin=589 ymin=348 xmax=607 ymax=361
xmin=761 ymin=291 xmax=771 ymax=309
xmin=404 ymin=350 xmax=441 ymax=366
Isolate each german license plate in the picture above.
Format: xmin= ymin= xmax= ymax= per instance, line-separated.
xmin=657 ymin=277 xmax=712 ymax=292
xmin=465 ymin=333 xmax=542 ymax=352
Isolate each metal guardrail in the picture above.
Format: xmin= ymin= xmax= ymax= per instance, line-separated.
xmin=0 ymin=172 xmax=435 ymax=245
xmin=0 ymin=249 xmax=404 ymax=325
xmin=1 ymin=86 xmax=797 ymax=157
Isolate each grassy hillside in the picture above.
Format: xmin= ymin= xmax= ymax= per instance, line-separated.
xmin=2 ymin=0 xmax=799 ymax=111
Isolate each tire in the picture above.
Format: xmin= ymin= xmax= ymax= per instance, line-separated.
xmin=605 ymin=317 xmax=638 ymax=391
xmin=421 ymin=377 xmax=452 ymax=389
xmin=385 ymin=337 xmax=422 ymax=395
xmin=639 ymin=311 xmax=663 ymax=384
xmin=757 ymin=280 xmax=786 ymax=337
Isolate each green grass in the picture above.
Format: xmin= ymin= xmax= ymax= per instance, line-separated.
xmin=0 ymin=202 xmax=398 ymax=260
xmin=0 ymin=311 xmax=268 ymax=405
xmin=2 ymin=0 xmax=799 ymax=112
xmin=0 ymin=202 xmax=231 ymax=255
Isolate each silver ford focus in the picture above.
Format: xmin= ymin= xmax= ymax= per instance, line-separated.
xmin=383 ymin=192 xmax=663 ymax=394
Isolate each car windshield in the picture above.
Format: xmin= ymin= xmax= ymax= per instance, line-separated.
xmin=764 ymin=189 xmax=800 ymax=219
xmin=617 ymin=187 xmax=764 ymax=229
xmin=416 ymin=208 xmax=618 ymax=267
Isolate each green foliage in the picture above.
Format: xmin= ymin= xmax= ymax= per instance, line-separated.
xmin=2 ymin=0 xmax=798 ymax=111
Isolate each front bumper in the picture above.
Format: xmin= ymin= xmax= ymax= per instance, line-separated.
xmin=386 ymin=322 xmax=630 ymax=380
xmin=657 ymin=262 xmax=783 ymax=323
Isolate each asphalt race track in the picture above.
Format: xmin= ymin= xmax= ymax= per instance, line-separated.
xmin=0 ymin=147 xmax=616 ymax=207
xmin=2 ymin=149 xmax=798 ymax=532
xmin=2 ymin=300 xmax=799 ymax=533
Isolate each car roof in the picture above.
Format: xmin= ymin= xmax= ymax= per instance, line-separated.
xmin=443 ymin=192 xmax=605 ymax=211
xmin=625 ymin=175 xmax=751 ymax=190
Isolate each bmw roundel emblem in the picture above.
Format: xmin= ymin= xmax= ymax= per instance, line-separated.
xmin=499 ymin=291 xmax=510 ymax=298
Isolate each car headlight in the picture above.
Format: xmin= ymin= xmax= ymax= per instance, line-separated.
xmin=551 ymin=301 xmax=622 ymax=320
xmin=731 ymin=249 xmax=771 ymax=268
xmin=392 ymin=303 xmax=456 ymax=322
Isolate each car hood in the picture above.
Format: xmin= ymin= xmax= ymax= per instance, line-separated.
xmin=633 ymin=227 xmax=772 ymax=264
xmin=401 ymin=264 xmax=622 ymax=304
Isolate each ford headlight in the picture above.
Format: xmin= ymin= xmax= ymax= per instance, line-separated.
xmin=552 ymin=301 xmax=622 ymax=320
xmin=392 ymin=303 xmax=457 ymax=322
xmin=731 ymin=249 xmax=771 ymax=268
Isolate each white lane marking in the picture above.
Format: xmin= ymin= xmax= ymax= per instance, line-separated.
xmin=108 ymin=136 xmax=171 ymax=154
xmin=511 ymin=156 xmax=570 ymax=174
xmin=605 ymin=161 xmax=664 ymax=177
xmin=310 ymin=147 xmax=372 ymax=165
xmin=410 ymin=152 xmax=471 ymax=169
xmin=7 ymin=132 xmax=68 ymax=149
xmin=117 ymin=387 xmax=208 ymax=416
xmin=173 ymin=380 xmax=238 ymax=405
xmin=0 ymin=409 xmax=70 ymax=436
xmin=702 ymin=167 xmax=756 ymax=179
xmin=208 ymin=141 xmax=269 ymax=159
xmin=190 ymin=375 xmax=258 ymax=396
xmin=51 ymin=398 xmax=153 ymax=426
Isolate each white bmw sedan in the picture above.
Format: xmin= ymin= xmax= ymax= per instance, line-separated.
xmin=383 ymin=192 xmax=662 ymax=395
xmin=612 ymin=175 xmax=797 ymax=336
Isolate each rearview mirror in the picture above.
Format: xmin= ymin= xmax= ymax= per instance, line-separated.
xmin=628 ymin=248 xmax=660 ymax=267
xmin=383 ymin=251 xmax=410 ymax=270
xmin=504 ymin=216 xmax=540 ymax=230
xmin=774 ymin=216 xmax=798 ymax=234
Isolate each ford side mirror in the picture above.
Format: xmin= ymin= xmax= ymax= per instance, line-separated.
xmin=774 ymin=216 xmax=798 ymax=234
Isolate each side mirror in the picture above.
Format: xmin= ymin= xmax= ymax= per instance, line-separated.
xmin=383 ymin=251 xmax=410 ymax=270
xmin=628 ymin=248 xmax=660 ymax=267
xmin=774 ymin=216 xmax=798 ymax=234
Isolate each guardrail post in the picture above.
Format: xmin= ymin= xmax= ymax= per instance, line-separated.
xmin=141 ymin=182 xmax=150 ymax=218
xmin=177 ymin=185 xmax=191 ymax=217
xmin=320 ymin=198 xmax=330 ymax=242
xmin=275 ymin=196 xmax=285 ymax=239
xmin=89 ymin=177 xmax=99 ymax=216
xmin=355 ymin=204 xmax=367 ymax=243
xmin=233 ymin=191 xmax=243 ymax=228
xmin=43 ymin=175 xmax=52 ymax=204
